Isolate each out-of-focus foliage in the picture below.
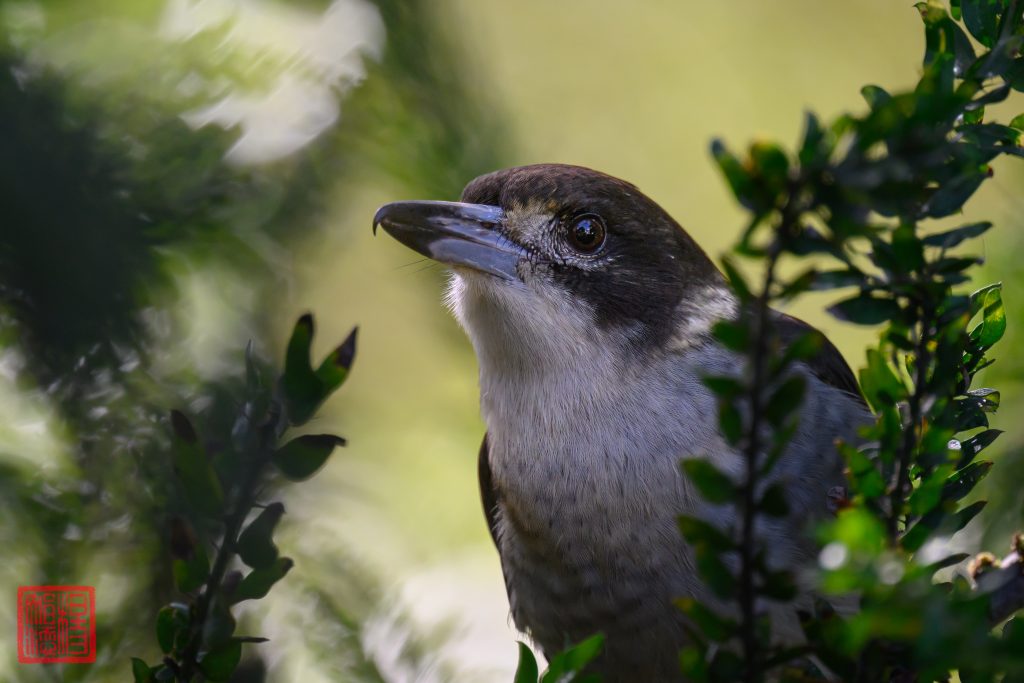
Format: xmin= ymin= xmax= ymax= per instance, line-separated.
xmin=132 ymin=315 xmax=354 ymax=682
xmin=0 ymin=0 xmax=505 ymax=680
xmin=677 ymin=1 xmax=1024 ymax=681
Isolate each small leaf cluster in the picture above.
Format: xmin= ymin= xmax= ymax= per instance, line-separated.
xmin=132 ymin=314 xmax=356 ymax=682
xmin=687 ymin=1 xmax=1024 ymax=681
xmin=513 ymin=635 xmax=606 ymax=683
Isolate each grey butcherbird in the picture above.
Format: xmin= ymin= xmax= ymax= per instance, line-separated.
xmin=374 ymin=164 xmax=867 ymax=681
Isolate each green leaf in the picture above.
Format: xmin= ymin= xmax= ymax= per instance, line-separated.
xmin=202 ymin=597 xmax=236 ymax=650
xmin=759 ymin=568 xmax=798 ymax=601
xmin=675 ymin=597 xmax=737 ymax=641
xmin=961 ymin=0 xmax=1002 ymax=47
xmin=132 ymin=658 xmax=154 ymax=683
xmin=541 ymin=634 xmax=605 ymax=683
xmin=923 ymin=170 xmax=986 ymax=218
xmin=858 ymin=349 xmax=907 ymax=412
xmin=238 ymin=502 xmax=285 ymax=569
xmin=891 ymin=224 xmax=924 ymax=271
xmin=861 ymin=84 xmax=892 ymax=109
xmin=759 ymin=483 xmax=790 ymax=517
xmin=970 ymin=285 xmax=1006 ymax=347
xmin=764 ymin=376 xmax=805 ymax=426
xmin=828 ymin=293 xmax=900 ymax=325
xmin=957 ymin=429 xmax=1003 ymax=468
xmin=514 ymin=642 xmax=540 ymax=683
xmin=156 ymin=603 xmax=190 ymax=654
xmin=711 ymin=139 xmax=760 ymax=212
xmin=198 ymin=640 xmax=242 ymax=682
xmin=170 ymin=411 xmax=224 ymax=517
xmin=942 ymin=461 xmax=993 ymax=503
xmin=281 ymin=315 xmax=356 ymax=425
xmin=272 ymin=434 xmax=345 ymax=481
xmin=173 ymin=542 xmax=210 ymax=593
xmin=810 ymin=269 xmax=865 ymax=291
xmin=682 ymin=458 xmax=736 ymax=504
xmin=678 ymin=515 xmax=734 ymax=553
xmin=230 ymin=557 xmax=294 ymax=603
xmin=702 ymin=375 xmax=744 ymax=399
xmin=711 ymin=320 xmax=748 ymax=352
xmin=1011 ymin=113 xmax=1024 ymax=131
xmin=695 ymin=546 xmax=736 ymax=599
xmin=315 ymin=327 xmax=358 ymax=396
xmin=719 ymin=256 xmax=752 ymax=302
xmin=922 ymin=221 xmax=992 ymax=248
xmin=717 ymin=401 xmax=743 ymax=446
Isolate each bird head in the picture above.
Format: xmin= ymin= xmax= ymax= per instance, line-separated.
xmin=374 ymin=164 xmax=730 ymax=374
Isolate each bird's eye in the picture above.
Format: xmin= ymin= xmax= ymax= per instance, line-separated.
xmin=566 ymin=214 xmax=606 ymax=254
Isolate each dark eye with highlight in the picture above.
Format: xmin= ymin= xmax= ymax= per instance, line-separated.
xmin=566 ymin=214 xmax=606 ymax=254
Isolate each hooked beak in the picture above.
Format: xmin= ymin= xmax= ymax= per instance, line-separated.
xmin=373 ymin=201 xmax=524 ymax=281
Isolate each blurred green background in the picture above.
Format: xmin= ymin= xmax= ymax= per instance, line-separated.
xmin=0 ymin=1 xmax=1021 ymax=681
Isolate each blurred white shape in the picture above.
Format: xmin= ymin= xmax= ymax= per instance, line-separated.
xmin=165 ymin=0 xmax=384 ymax=164
xmin=363 ymin=552 xmax=525 ymax=683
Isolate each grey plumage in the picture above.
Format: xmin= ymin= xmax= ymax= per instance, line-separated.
xmin=375 ymin=164 xmax=870 ymax=682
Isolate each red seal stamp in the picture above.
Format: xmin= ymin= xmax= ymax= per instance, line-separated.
xmin=17 ymin=586 xmax=96 ymax=664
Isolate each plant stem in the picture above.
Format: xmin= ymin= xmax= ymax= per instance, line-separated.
xmin=176 ymin=444 xmax=270 ymax=681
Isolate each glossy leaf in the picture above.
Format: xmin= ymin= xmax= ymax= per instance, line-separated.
xmin=514 ymin=642 xmax=539 ymax=683
xmin=541 ymin=634 xmax=605 ymax=683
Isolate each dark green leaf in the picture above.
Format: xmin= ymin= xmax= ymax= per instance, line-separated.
xmin=764 ymin=377 xmax=806 ymax=425
xmin=156 ymin=603 xmax=189 ymax=654
xmin=682 ymin=459 xmax=736 ymax=504
xmin=514 ymin=642 xmax=539 ymax=683
xmin=861 ymin=84 xmax=891 ymax=109
xmin=957 ymin=429 xmax=1003 ymax=468
xmin=923 ymin=170 xmax=986 ymax=218
xmin=173 ymin=542 xmax=209 ymax=593
xmin=719 ymin=256 xmax=752 ymax=302
xmin=202 ymin=597 xmax=237 ymax=650
xmin=238 ymin=502 xmax=285 ymax=569
xmin=828 ymin=293 xmax=900 ymax=325
xmin=199 ymin=640 xmax=242 ymax=682
xmin=760 ymin=568 xmax=798 ymax=601
xmin=810 ymin=269 xmax=865 ymax=291
xmin=541 ymin=634 xmax=605 ymax=683
xmin=695 ymin=545 xmax=736 ymax=599
xmin=759 ymin=483 xmax=790 ymax=517
xmin=717 ymin=401 xmax=743 ymax=446
xmin=961 ymin=0 xmax=1002 ymax=47
xmin=702 ymin=375 xmax=744 ymax=399
xmin=132 ymin=658 xmax=153 ymax=683
xmin=230 ymin=557 xmax=294 ymax=603
xmin=272 ymin=434 xmax=345 ymax=482
xmin=675 ymin=597 xmax=736 ymax=641
xmin=942 ymin=461 xmax=993 ymax=502
xmin=678 ymin=515 xmax=734 ymax=552
xmin=711 ymin=320 xmax=748 ymax=352
xmin=170 ymin=411 xmax=224 ymax=517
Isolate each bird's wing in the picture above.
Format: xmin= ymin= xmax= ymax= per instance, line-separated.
xmin=775 ymin=312 xmax=867 ymax=409
xmin=478 ymin=433 xmax=500 ymax=549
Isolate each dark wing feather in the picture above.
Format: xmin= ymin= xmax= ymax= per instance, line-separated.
xmin=776 ymin=312 xmax=867 ymax=408
xmin=478 ymin=433 xmax=500 ymax=549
